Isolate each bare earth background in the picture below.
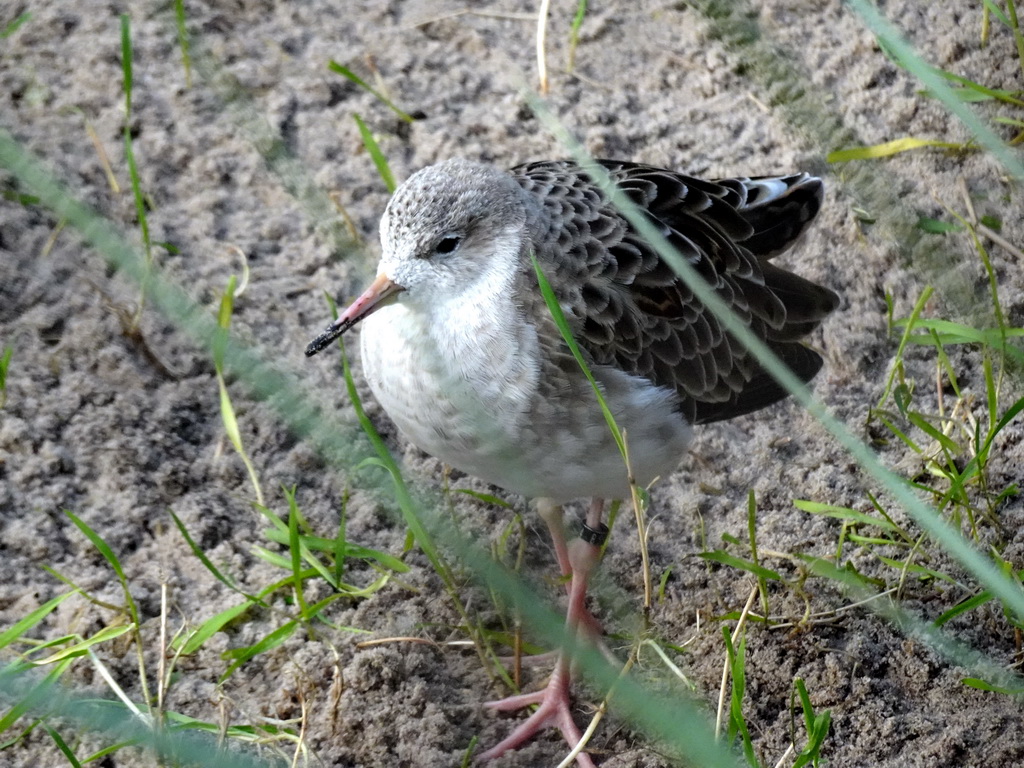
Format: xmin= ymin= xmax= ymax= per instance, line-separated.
xmin=3 ymin=1 xmax=1024 ymax=766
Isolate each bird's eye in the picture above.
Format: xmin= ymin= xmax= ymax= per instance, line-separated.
xmin=435 ymin=235 xmax=461 ymax=255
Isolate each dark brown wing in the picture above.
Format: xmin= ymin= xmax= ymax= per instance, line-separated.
xmin=512 ymin=159 xmax=839 ymax=424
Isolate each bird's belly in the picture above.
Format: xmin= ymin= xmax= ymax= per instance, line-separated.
xmin=359 ymin=307 xmax=691 ymax=502
xmin=360 ymin=306 xmax=535 ymax=487
xmin=522 ymin=365 xmax=693 ymax=501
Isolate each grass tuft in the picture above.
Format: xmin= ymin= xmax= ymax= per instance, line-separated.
xmin=791 ymin=679 xmax=831 ymax=768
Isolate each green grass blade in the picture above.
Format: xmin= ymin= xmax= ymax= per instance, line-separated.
xmin=173 ymin=0 xmax=192 ymax=87
xmin=722 ymin=628 xmax=755 ymax=764
xmin=1008 ymin=0 xmax=1024 ymax=80
xmin=0 ymin=345 xmax=12 ymax=407
xmin=917 ymin=216 xmax=963 ymax=234
xmin=962 ymin=677 xmax=1024 ymax=694
xmin=699 ymin=551 xmax=782 ymax=582
xmin=353 ymin=113 xmax=396 ymax=193
xmin=1 ymin=12 xmax=30 ymax=38
xmin=119 ymin=15 xmax=133 ymax=114
xmin=960 ymin=395 xmax=1024 ymax=482
xmin=120 ymin=15 xmax=150 ymax=262
xmin=43 ymin=724 xmax=83 ymax=768
xmin=327 ymin=60 xmax=415 ymax=122
xmin=927 ymin=68 xmax=1024 ymax=107
xmin=168 ymin=509 xmax=243 ymax=593
xmin=285 ymin=487 xmax=310 ymax=619
xmin=339 ymin=337 xmax=456 ymax=590
xmin=828 ymin=137 xmax=966 ymax=162
xmin=79 ymin=739 xmax=140 ymax=763
xmin=453 ymin=489 xmax=513 ymax=508
xmin=982 ymin=0 xmax=1011 ymax=27
xmin=532 ymin=253 xmax=626 ymax=458
xmin=176 ymin=601 xmax=253 ymax=656
xmin=875 ymin=556 xmax=957 ymax=585
xmin=905 ymin=411 xmax=960 ymax=454
xmin=220 ymin=621 xmax=298 ymax=682
xmin=0 ymin=591 xmax=78 ymax=652
xmin=791 ymin=679 xmax=831 ymax=768
xmin=876 ymin=286 xmax=934 ymax=409
xmin=794 ymin=499 xmax=902 ymax=536
xmin=64 ymin=511 xmax=127 ymax=585
xmin=567 ymin=0 xmax=588 ymax=71
xmin=794 ymin=679 xmax=815 ymax=738
xmin=32 ymin=626 xmax=135 ymax=665
xmin=261 ymin=529 xmax=408 ymax=572
xmin=934 ymin=591 xmax=993 ymax=627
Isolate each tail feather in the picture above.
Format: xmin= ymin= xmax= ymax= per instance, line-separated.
xmin=762 ymin=262 xmax=840 ymax=341
xmin=692 ymin=342 xmax=824 ymax=425
xmin=726 ymin=174 xmax=824 ymax=258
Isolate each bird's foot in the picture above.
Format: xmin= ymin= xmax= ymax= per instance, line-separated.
xmin=479 ymin=521 xmax=606 ymax=766
xmin=478 ymin=664 xmax=597 ymax=767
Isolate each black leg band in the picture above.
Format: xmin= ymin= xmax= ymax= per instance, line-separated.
xmin=580 ymin=522 xmax=609 ymax=546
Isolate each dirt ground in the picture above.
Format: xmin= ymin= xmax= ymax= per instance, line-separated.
xmin=3 ymin=1 xmax=1024 ymax=766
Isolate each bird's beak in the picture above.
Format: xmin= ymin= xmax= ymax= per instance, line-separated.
xmin=305 ymin=273 xmax=405 ymax=357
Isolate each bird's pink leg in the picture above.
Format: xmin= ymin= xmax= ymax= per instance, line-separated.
xmin=537 ymin=499 xmax=605 ymax=639
xmin=479 ymin=505 xmax=607 ymax=767
xmin=537 ymin=499 xmax=573 ymax=581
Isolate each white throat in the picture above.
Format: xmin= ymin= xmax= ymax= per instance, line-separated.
xmin=359 ymin=237 xmax=542 ymax=474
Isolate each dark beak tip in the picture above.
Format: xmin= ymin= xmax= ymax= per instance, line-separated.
xmin=305 ymin=331 xmax=333 ymax=360
xmin=304 ymin=318 xmax=351 ymax=358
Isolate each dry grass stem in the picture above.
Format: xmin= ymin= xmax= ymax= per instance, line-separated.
xmin=536 ymin=0 xmax=551 ymax=94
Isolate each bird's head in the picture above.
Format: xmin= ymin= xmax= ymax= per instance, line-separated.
xmin=305 ymin=159 xmax=531 ymax=356
xmin=377 ymin=158 xmax=530 ymax=304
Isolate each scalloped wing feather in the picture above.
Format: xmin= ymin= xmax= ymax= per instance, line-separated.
xmin=512 ymin=160 xmax=839 ymax=424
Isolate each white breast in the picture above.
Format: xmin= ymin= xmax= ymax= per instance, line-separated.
xmin=359 ymin=295 xmax=691 ymax=502
xmin=359 ymin=282 xmax=543 ymax=481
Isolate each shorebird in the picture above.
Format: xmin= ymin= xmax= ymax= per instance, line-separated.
xmin=306 ymin=158 xmax=838 ymax=766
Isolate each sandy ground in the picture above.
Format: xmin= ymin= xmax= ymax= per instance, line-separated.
xmin=3 ymin=1 xmax=1024 ymax=766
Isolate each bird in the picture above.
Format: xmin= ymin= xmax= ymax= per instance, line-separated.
xmin=305 ymin=157 xmax=838 ymax=766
